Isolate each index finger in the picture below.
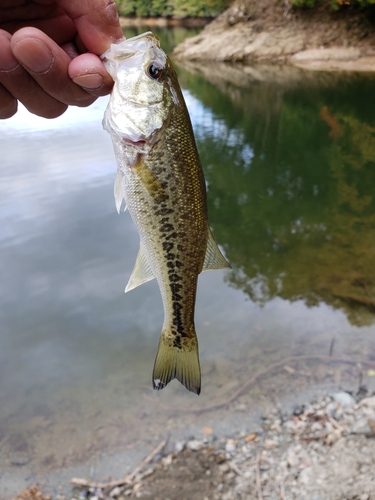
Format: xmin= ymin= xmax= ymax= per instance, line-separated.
xmin=56 ymin=0 xmax=124 ymax=55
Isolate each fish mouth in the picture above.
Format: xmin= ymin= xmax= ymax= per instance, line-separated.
xmin=122 ymin=137 xmax=147 ymax=147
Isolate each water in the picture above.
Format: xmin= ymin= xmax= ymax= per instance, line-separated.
xmin=1 ymin=28 xmax=375 ymax=496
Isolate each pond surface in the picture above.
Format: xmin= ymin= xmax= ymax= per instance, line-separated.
xmin=1 ymin=27 xmax=375 ymax=497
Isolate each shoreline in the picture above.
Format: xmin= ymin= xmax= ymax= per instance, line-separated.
xmin=119 ymin=16 xmax=211 ymax=29
xmin=8 ymin=353 xmax=375 ymax=499
xmin=14 ymin=384 xmax=375 ymax=500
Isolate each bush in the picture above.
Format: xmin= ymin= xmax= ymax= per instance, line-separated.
xmin=114 ymin=0 xmax=231 ymax=17
xmin=291 ymin=0 xmax=375 ymax=7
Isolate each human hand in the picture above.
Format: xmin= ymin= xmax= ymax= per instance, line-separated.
xmin=0 ymin=0 xmax=124 ymax=119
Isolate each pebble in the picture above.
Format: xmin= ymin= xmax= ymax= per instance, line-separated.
xmin=286 ymin=449 xmax=299 ymax=468
xmin=351 ymin=417 xmax=374 ymax=436
xmin=109 ymin=487 xmax=122 ymax=498
xmin=225 ymin=439 xmax=236 ymax=453
xmin=175 ymin=440 xmax=186 ymax=453
xmin=264 ymin=439 xmax=278 ymax=449
xmin=298 ymin=466 xmax=313 ymax=484
xmin=244 ymin=433 xmax=257 ymax=442
xmin=8 ymin=452 xmax=30 ymax=466
xmin=359 ymin=396 xmax=375 ymax=408
xmin=187 ymin=439 xmax=205 ymax=451
xmin=325 ymin=401 xmax=338 ymax=418
xmin=162 ymin=454 xmax=173 ymax=465
xmin=332 ymin=391 xmax=356 ymax=408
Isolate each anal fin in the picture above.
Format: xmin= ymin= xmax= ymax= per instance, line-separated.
xmin=202 ymin=228 xmax=231 ymax=272
xmin=125 ymin=246 xmax=155 ymax=292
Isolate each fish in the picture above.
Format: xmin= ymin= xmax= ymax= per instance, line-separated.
xmin=101 ymin=32 xmax=230 ymax=395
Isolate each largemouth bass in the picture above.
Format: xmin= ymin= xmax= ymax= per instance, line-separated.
xmin=102 ymin=32 xmax=230 ymax=395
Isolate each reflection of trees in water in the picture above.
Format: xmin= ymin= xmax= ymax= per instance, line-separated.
xmin=182 ymin=64 xmax=375 ymax=325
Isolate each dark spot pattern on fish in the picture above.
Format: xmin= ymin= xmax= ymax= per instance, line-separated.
xmin=170 ymin=282 xmax=182 ymax=301
xmin=172 ymin=300 xmax=187 ymax=342
xmin=168 ymin=273 xmax=182 ymax=283
xmin=161 ymin=223 xmax=174 ymax=233
xmin=165 ymin=232 xmax=178 ymax=240
xmin=155 ymin=207 xmax=174 ymax=216
xmin=162 ymin=242 xmax=174 ymax=252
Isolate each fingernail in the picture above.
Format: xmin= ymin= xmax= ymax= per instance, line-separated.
xmin=13 ymin=38 xmax=53 ymax=74
xmin=72 ymin=73 xmax=104 ymax=89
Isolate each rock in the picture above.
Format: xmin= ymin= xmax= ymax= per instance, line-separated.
xmin=286 ymin=449 xmax=299 ymax=468
xmin=244 ymin=433 xmax=257 ymax=442
xmin=332 ymin=392 xmax=356 ymax=408
xmin=175 ymin=440 xmax=186 ymax=453
xmin=298 ymin=466 xmax=313 ymax=484
xmin=310 ymin=422 xmax=323 ymax=432
xmin=187 ymin=439 xmax=205 ymax=451
xmin=264 ymin=439 xmax=279 ymax=449
xmin=325 ymin=429 xmax=342 ymax=445
xmin=351 ymin=417 xmax=374 ymax=436
xmin=225 ymin=439 xmax=237 ymax=453
xmin=293 ymin=404 xmax=306 ymax=416
xmin=325 ymin=401 xmax=338 ymax=418
xmin=359 ymin=396 xmax=375 ymax=409
xmin=162 ymin=454 xmax=173 ymax=466
xmin=109 ymin=486 xmax=123 ymax=497
xmin=219 ymin=463 xmax=230 ymax=473
xmin=8 ymin=452 xmax=30 ymax=466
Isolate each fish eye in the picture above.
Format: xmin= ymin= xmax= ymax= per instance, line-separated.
xmin=147 ymin=63 xmax=164 ymax=80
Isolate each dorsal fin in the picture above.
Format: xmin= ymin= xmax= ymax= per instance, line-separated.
xmin=202 ymin=228 xmax=231 ymax=272
xmin=125 ymin=246 xmax=155 ymax=292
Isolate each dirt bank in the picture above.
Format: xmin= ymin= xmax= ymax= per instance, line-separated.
xmin=173 ymin=0 xmax=375 ymax=72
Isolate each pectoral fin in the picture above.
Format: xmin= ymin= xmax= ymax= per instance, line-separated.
xmin=114 ymin=170 xmax=126 ymax=213
xmin=125 ymin=246 xmax=155 ymax=292
xmin=135 ymin=160 xmax=168 ymax=202
xmin=202 ymin=228 xmax=231 ymax=271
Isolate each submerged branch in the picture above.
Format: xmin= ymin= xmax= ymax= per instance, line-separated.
xmin=70 ymin=434 xmax=169 ymax=490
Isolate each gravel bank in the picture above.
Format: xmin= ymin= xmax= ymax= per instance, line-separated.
xmin=17 ymin=390 xmax=375 ymax=500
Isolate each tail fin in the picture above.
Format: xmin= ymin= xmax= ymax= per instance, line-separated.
xmin=152 ymin=331 xmax=201 ymax=395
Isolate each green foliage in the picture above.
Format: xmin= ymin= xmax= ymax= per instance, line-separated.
xmin=114 ymin=0 xmax=230 ymax=17
xmin=291 ymin=0 xmax=375 ymax=8
xmin=291 ymin=0 xmax=321 ymax=7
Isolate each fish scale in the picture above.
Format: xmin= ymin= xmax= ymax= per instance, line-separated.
xmin=102 ymin=32 xmax=230 ymax=394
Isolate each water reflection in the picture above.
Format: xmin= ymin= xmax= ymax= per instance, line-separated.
xmin=179 ymin=63 xmax=375 ymax=325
